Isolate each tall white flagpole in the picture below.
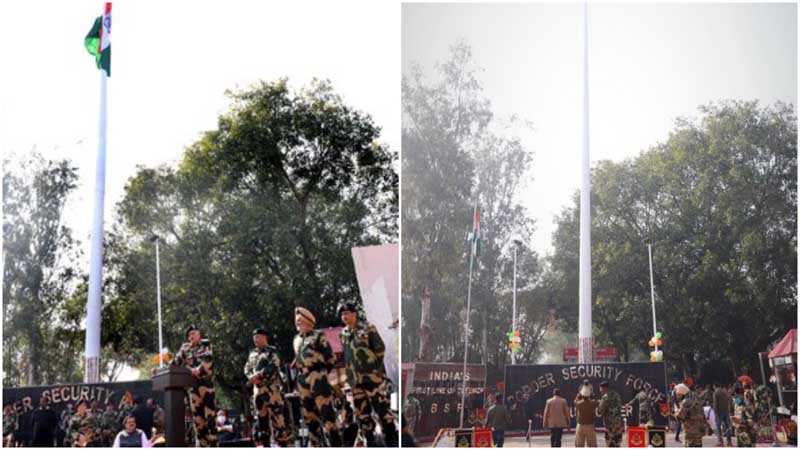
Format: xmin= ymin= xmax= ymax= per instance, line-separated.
xmin=578 ymin=2 xmax=593 ymax=364
xmin=85 ymin=68 xmax=107 ymax=383
xmin=85 ymin=3 xmax=111 ymax=383
xmin=459 ymin=204 xmax=477 ymax=429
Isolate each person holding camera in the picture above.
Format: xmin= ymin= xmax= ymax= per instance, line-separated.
xmin=574 ymin=380 xmax=598 ymax=447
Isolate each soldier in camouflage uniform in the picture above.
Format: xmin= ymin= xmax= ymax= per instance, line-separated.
xmin=334 ymin=385 xmax=359 ymax=447
xmin=67 ymin=399 xmax=100 ymax=447
xmin=403 ymin=395 xmax=421 ymax=437
xmin=338 ymin=301 xmax=398 ymax=447
xmin=626 ymin=387 xmax=654 ymax=426
xmin=172 ymin=325 xmax=218 ymax=447
xmin=753 ymin=384 xmax=772 ymax=425
xmin=3 ymin=404 xmax=17 ymax=447
xmin=733 ymin=387 xmax=756 ymax=447
xmin=100 ymin=402 xmax=121 ymax=447
xmin=293 ymin=307 xmax=343 ymax=447
xmin=244 ymin=327 xmax=294 ymax=447
xmin=597 ymin=381 xmax=623 ymax=447
xmin=675 ymin=384 xmax=707 ymax=447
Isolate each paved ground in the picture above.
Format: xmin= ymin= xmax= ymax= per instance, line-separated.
xmin=423 ymin=432 xmax=790 ymax=447
xmin=500 ymin=434 xmax=782 ymax=447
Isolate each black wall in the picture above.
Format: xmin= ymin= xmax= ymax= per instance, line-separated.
xmin=504 ymin=362 xmax=669 ymax=431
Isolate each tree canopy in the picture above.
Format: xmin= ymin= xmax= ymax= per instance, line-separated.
xmin=2 ymin=79 xmax=398 ymax=404
xmin=546 ymin=100 xmax=797 ymax=382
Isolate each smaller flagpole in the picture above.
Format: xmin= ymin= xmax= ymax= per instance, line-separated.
xmin=459 ymin=204 xmax=477 ymax=429
xmin=647 ymin=244 xmax=658 ymax=354
xmin=153 ymin=236 xmax=164 ymax=368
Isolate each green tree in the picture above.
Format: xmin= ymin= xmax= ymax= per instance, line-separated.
xmin=547 ymin=100 xmax=797 ymax=382
xmin=402 ymin=40 xmax=544 ymax=370
xmin=106 ymin=78 xmax=397 ymax=407
xmin=3 ymin=154 xmax=83 ymax=386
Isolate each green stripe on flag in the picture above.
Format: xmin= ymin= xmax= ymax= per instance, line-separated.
xmin=85 ymin=16 xmax=110 ymax=76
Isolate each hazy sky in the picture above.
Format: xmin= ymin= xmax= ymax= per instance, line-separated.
xmin=403 ymin=2 xmax=797 ymax=257
xmin=1 ymin=0 xmax=400 ymax=268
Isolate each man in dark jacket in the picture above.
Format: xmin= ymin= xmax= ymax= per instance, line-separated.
xmin=31 ymin=397 xmax=59 ymax=447
xmin=713 ymin=383 xmax=734 ymax=446
xmin=484 ymin=394 xmax=511 ymax=447
xmin=131 ymin=397 xmax=154 ymax=440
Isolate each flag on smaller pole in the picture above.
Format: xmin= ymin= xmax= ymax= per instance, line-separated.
xmin=471 ymin=204 xmax=481 ymax=259
xmin=85 ymin=3 xmax=112 ymax=76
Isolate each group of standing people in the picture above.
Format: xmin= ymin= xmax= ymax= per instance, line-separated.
xmin=3 ymin=395 xmax=164 ymax=448
xmin=3 ymin=300 xmax=395 ymax=448
xmin=540 ymin=380 xmax=626 ymax=448
xmin=668 ymin=381 xmax=774 ymax=447
xmin=170 ymin=301 xmax=397 ymax=447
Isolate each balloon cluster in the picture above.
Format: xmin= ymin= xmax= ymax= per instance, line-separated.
xmin=507 ymin=330 xmax=521 ymax=353
xmin=153 ymin=348 xmax=171 ymax=364
xmin=649 ymin=332 xmax=664 ymax=361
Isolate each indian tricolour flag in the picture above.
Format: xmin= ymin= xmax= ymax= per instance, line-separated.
xmin=85 ymin=3 xmax=112 ymax=76
xmin=470 ymin=204 xmax=481 ymax=259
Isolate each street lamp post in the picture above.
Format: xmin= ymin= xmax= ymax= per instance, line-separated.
xmin=512 ymin=239 xmax=522 ymax=365
xmin=150 ymin=235 xmax=164 ymax=368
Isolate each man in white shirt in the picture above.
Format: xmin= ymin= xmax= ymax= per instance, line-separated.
xmin=112 ymin=416 xmax=150 ymax=448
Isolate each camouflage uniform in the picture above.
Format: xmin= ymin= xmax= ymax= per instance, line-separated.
xmin=100 ymin=408 xmax=120 ymax=446
xmin=244 ymin=342 xmax=294 ymax=446
xmin=333 ymin=386 xmax=359 ymax=447
xmin=67 ymin=412 xmax=100 ymax=447
xmin=633 ymin=390 xmax=654 ymax=425
xmin=677 ymin=393 xmax=707 ymax=447
xmin=293 ymin=329 xmax=343 ymax=447
xmin=3 ymin=408 xmax=17 ymax=447
xmin=597 ymin=389 xmax=624 ymax=447
xmin=753 ymin=385 xmax=772 ymax=422
xmin=340 ymin=321 xmax=398 ymax=447
xmin=173 ymin=338 xmax=218 ymax=447
xmin=734 ymin=397 xmax=757 ymax=447
xmin=403 ymin=395 xmax=421 ymax=436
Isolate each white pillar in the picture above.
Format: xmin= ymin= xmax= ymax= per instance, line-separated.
xmin=84 ymin=69 xmax=107 ymax=383
xmin=578 ymin=2 xmax=593 ymax=363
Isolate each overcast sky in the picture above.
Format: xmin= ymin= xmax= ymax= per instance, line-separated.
xmin=403 ymin=2 xmax=797 ymax=257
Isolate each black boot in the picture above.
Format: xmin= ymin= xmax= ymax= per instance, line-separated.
xmin=342 ymin=424 xmax=359 ymax=447
xmin=365 ymin=431 xmax=379 ymax=447
xmin=382 ymin=423 xmax=399 ymax=447
xmin=327 ymin=429 xmax=343 ymax=447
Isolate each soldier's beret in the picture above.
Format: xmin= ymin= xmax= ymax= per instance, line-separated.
xmin=599 ymin=381 xmax=609 ymax=387
xmin=185 ymin=325 xmax=199 ymax=338
xmin=253 ymin=328 xmax=269 ymax=336
xmin=76 ymin=399 xmax=88 ymax=408
xmin=336 ymin=301 xmax=359 ymax=316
